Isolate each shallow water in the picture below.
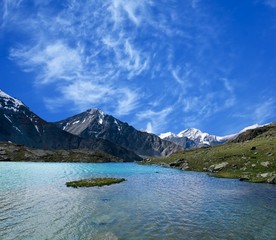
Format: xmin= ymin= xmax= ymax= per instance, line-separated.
xmin=0 ymin=162 xmax=275 ymax=240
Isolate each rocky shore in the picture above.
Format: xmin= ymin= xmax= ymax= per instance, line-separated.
xmin=0 ymin=142 xmax=124 ymax=163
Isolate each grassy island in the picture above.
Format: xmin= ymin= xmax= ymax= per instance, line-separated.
xmin=66 ymin=177 xmax=126 ymax=188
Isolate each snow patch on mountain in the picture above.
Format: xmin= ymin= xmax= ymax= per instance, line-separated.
xmin=240 ymin=123 xmax=267 ymax=133
xmin=4 ymin=114 xmax=12 ymax=123
xmin=159 ymin=132 xmax=176 ymax=139
xmin=0 ymin=89 xmax=24 ymax=110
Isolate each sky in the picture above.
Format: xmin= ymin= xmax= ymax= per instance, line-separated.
xmin=1 ymin=0 xmax=276 ymax=136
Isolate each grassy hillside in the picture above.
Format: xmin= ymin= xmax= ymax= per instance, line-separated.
xmin=144 ymin=123 xmax=276 ymax=184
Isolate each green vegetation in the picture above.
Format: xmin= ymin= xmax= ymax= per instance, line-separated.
xmin=66 ymin=177 xmax=126 ymax=188
xmin=144 ymin=123 xmax=276 ymax=184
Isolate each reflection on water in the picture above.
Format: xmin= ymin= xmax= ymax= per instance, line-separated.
xmin=0 ymin=162 xmax=276 ymax=240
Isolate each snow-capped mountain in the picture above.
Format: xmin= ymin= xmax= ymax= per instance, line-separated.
xmin=159 ymin=124 xmax=266 ymax=149
xmin=159 ymin=128 xmax=231 ymax=148
xmin=0 ymin=89 xmax=141 ymax=161
xmin=55 ymin=109 xmax=182 ymax=157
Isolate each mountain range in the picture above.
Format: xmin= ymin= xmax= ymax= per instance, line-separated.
xmin=54 ymin=109 xmax=181 ymax=157
xmin=159 ymin=124 xmax=264 ymax=148
xmin=0 ymin=89 xmax=267 ymax=162
xmin=0 ymin=89 xmax=180 ymax=161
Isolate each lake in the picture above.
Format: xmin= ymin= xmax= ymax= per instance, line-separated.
xmin=0 ymin=162 xmax=275 ymax=240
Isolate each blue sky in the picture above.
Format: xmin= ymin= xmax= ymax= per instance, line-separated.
xmin=1 ymin=0 xmax=276 ymax=136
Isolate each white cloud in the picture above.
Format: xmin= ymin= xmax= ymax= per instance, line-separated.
xmin=102 ymin=36 xmax=149 ymax=79
xmin=145 ymin=122 xmax=153 ymax=133
xmin=181 ymin=77 xmax=236 ymax=125
xmin=254 ymin=98 xmax=275 ymax=123
xmin=109 ymin=0 xmax=147 ymax=26
xmin=1 ymin=0 xmax=22 ymax=28
xmin=10 ymin=42 xmax=83 ymax=84
xmin=265 ymin=0 xmax=276 ymax=8
xmin=61 ymin=81 xmax=113 ymax=106
xmin=7 ymin=0 xmax=149 ymax=115
xmin=137 ymin=107 xmax=173 ymax=133
xmin=4 ymin=0 xmax=274 ymax=135
xmin=116 ymin=88 xmax=139 ymax=115
xmin=191 ymin=0 xmax=200 ymax=9
xmin=170 ymin=65 xmax=193 ymax=94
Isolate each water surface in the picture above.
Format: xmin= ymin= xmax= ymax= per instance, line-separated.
xmin=0 ymin=162 xmax=275 ymax=240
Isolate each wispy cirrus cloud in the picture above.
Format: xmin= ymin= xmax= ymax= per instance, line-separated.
xmin=1 ymin=0 xmax=22 ymax=28
xmin=109 ymin=0 xmax=148 ymax=26
xmin=6 ymin=0 xmax=150 ymax=116
xmin=254 ymin=98 xmax=275 ymax=123
xmin=137 ymin=107 xmax=173 ymax=133
xmin=10 ymin=41 xmax=83 ymax=84
xmin=265 ymin=0 xmax=276 ymax=8
xmin=2 ymin=0 xmax=236 ymax=127
xmin=3 ymin=0 xmax=275 ymax=134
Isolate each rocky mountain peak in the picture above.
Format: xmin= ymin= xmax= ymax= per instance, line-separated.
xmin=177 ymin=128 xmax=205 ymax=139
xmin=87 ymin=108 xmax=105 ymax=116
xmin=55 ymin=110 xmax=181 ymax=157
xmin=0 ymin=89 xmax=25 ymax=112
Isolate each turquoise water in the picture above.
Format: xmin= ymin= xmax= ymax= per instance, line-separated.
xmin=0 ymin=162 xmax=276 ymax=240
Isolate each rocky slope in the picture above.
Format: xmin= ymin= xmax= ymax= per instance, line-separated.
xmin=0 ymin=142 xmax=124 ymax=162
xmin=145 ymin=123 xmax=276 ymax=184
xmin=0 ymin=90 xmax=141 ymax=161
xmin=55 ymin=109 xmax=181 ymax=157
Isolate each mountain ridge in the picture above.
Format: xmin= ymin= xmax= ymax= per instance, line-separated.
xmin=159 ymin=124 xmax=267 ymax=149
xmin=55 ymin=108 xmax=182 ymax=157
xmin=146 ymin=122 xmax=276 ymax=184
xmin=0 ymin=89 xmax=141 ymax=161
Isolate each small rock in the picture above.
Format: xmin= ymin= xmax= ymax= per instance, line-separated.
xmin=261 ymin=161 xmax=271 ymax=167
xmin=180 ymin=162 xmax=189 ymax=170
xmin=259 ymin=173 xmax=272 ymax=178
xmin=267 ymin=175 xmax=276 ymax=184
xmin=208 ymin=165 xmax=215 ymax=172
xmin=0 ymin=150 xmax=6 ymax=155
xmin=251 ymin=164 xmax=256 ymax=167
xmin=240 ymin=175 xmax=250 ymax=181
xmin=208 ymin=162 xmax=228 ymax=172
xmin=232 ymin=164 xmax=238 ymax=169
xmin=160 ymin=163 xmax=169 ymax=168
xmin=169 ymin=159 xmax=186 ymax=168
xmin=241 ymin=156 xmax=247 ymax=160
xmin=214 ymin=162 xmax=228 ymax=171
xmin=240 ymin=167 xmax=247 ymax=171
